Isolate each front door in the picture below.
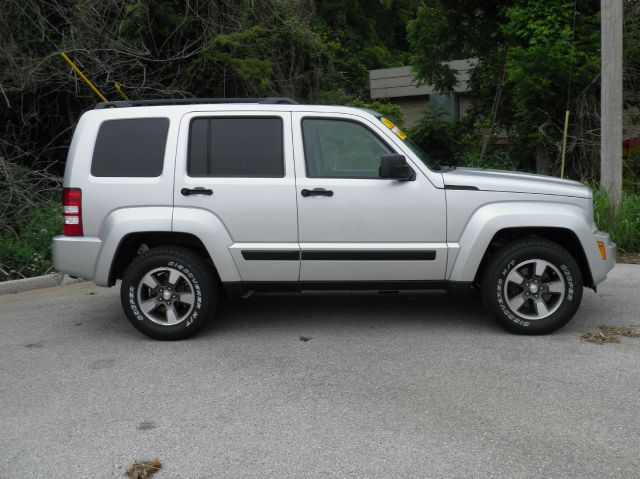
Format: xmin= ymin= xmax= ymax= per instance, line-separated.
xmin=292 ymin=112 xmax=447 ymax=282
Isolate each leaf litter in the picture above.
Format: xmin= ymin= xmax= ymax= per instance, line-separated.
xmin=581 ymin=325 xmax=640 ymax=345
xmin=127 ymin=458 xmax=161 ymax=478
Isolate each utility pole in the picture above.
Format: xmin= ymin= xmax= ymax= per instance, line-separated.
xmin=600 ymin=0 xmax=623 ymax=209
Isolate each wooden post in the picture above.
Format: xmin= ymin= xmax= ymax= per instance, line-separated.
xmin=600 ymin=0 xmax=623 ymax=209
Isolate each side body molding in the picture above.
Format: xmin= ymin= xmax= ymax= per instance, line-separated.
xmin=172 ymin=207 xmax=241 ymax=282
xmin=447 ymin=202 xmax=595 ymax=282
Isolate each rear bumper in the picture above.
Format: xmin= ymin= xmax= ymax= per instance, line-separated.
xmin=52 ymin=235 xmax=102 ymax=280
xmin=590 ymin=231 xmax=616 ymax=286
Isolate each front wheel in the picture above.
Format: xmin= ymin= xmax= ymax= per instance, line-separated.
xmin=120 ymin=246 xmax=217 ymax=340
xmin=481 ymin=238 xmax=583 ymax=334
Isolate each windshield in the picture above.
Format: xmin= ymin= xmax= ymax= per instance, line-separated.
xmin=402 ymin=137 xmax=435 ymax=169
xmin=377 ymin=117 xmax=437 ymax=170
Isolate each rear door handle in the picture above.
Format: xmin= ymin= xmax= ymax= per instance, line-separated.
xmin=301 ymin=188 xmax=333 ymax=197
xmin=181 ymin=187 xmax=213 ymax=196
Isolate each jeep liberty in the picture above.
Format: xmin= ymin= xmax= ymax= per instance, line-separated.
xmin=52 ymin=98 xmax=616 ymax=340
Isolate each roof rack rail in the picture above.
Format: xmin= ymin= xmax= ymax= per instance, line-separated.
xmin=94 ymin=97 xmax=298 ymax=109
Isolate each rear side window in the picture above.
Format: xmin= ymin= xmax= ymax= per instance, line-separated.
xmin=91 ymin=118 xmax=169 ymax=177
xmin=188 ymin=117 xmax=284 ymax=177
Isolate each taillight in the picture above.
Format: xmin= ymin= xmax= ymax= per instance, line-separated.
xmin=63 ymin=187 xmax=83 ymax=236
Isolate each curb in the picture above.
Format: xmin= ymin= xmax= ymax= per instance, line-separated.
xmin=0 ymin=274 xmax=84 ymax=295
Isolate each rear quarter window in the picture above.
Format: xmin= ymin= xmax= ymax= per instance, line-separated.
xmin=91 ymin=118 xmax=169 ymax=177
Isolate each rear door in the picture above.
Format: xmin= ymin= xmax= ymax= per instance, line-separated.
xmin=292 ymin=112 xmax=447 ymax=282
xmin=174 ymin=111 xmax=299 ymax=281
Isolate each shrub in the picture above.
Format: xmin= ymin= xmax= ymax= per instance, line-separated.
xmin=0 ymin=158 xmax=62 ymax=280
xmin=408 ymin=105 xmax=461 ymax=165
xmin=593 ymin=187 xmax=640 ymax=252
xmin=348 ymin=98 xmax=405 ymax=128
xmin=0 ymin=201 xmax=61 ymax=279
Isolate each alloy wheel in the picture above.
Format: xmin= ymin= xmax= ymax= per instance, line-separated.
xmin=503 ymin=259 xmax=566 ymax=320
xmin=136 ymin=267 xmax=196 ymax=326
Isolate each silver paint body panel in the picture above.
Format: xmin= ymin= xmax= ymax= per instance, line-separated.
xmin=52 ymin=103 xmax=615 ymax=289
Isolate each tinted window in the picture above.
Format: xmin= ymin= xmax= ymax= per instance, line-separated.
xmin=91 ymin=118 xmax=168 ymax=177
xmin=188 ymin=117 xmax=284 ymax=177
xmin=302 ymin=119 xmax=392 ymax=178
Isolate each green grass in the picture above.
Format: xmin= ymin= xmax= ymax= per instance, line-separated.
xmin=0 ymin=158 xmax=62 ymax=281
xmin=0 ymin=199 xmax=62 ymax=280
xmin=593 ymin=187 xmax=640 ymax=252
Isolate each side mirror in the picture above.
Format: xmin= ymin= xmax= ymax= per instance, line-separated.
xmin=379 ymin=154 xmax=415 ymax=181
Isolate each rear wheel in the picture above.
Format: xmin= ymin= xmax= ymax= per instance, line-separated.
xmin=481 ymin=238 xmax=583 ymax=334
xmin=120 ymin=246 xmax=217 ymax=340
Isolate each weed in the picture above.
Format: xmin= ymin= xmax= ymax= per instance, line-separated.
xmin=0 ymin=157 xmax=61 ymax=280
xmin=593 ymin=187 xmax=640 ymax=252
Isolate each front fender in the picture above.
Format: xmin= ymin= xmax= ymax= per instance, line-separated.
xmin=447 ymin=202 xmax=595 ymax=282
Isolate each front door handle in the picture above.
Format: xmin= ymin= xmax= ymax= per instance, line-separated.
xmin=301 ymin=188 xmax=333 ymax=197
xmin=181 ymin=187 xmax=213 ymax=196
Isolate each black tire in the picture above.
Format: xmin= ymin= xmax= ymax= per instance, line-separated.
xmin=120 ymin=246 xmax=217 ymax=340
xmin=481 ymin=238 xmax=583 ymax=335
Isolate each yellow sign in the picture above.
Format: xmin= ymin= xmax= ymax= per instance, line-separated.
xmin=380 ymin=117 xmax=407 ymax=140
xmin=381 ymin=117 xmax=395 ymax=129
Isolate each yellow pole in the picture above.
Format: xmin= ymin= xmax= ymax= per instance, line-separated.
xmin=114 ymin=82 xmax=129 ymax=101
xmin=560 ymin=110 xmax=570 ymax=178
xmin=59 ymin=52 xmax=109 ymax=103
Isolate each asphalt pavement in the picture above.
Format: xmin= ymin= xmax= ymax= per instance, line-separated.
xmin=1 ymin=265 xmax=639 ymax=478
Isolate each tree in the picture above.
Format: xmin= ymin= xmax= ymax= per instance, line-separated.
xmin=624 ymin=0 xmax=640 ymax=137
xmin=312 ymin=0 xmax=418 ymax=101
xmin=0 ymin=0 xmax=419 ymax=280
xmin=0 ymin=0 xmax=418 ymax=174
xmin=408 ymin=0 xmax=601 ymax=177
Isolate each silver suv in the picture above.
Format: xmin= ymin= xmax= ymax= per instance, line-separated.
xmin=52 ymin=98 xmax=616 ymax=340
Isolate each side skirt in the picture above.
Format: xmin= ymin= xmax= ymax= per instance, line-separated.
xmin=223 ymin=281 xmax=474 ymax=299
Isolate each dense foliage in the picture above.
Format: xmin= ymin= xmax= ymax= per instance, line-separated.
xmin=0 ymin=1 xmax=638 ymax=279
xmin=406 ymin=1 xmax=640 ymax=253
xmin=594 ymin=179 xmax=640 ymax=252
xmin=409 ymin=0 xmax=603 ymax=177
xmin=0 ymin=160 xmax=61 ymax=279
xmin=0 ymin=0 xmax=414 ymax=279
xmin=0 ymin=0 xmax=415 ymax=173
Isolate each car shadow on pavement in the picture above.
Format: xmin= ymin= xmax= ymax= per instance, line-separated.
xmin=196 ymin=290 xmax=499 ymax=338
xmin=70 ymin=285 xmax=501 ymax=340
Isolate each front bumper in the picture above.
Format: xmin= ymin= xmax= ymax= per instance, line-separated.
xmin=52 ymin=235 xmax=102 ymax=280
xmin=590 ymin=231 xmax=616 ymax=286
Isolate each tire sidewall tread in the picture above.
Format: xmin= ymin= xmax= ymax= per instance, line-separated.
xmin=120 ymin=246 xmax=216 ymax=340
xmin=481 ymin=238 xmax=583 ymax=335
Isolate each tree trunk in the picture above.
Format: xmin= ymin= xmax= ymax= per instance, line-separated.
xmin=536 ymin=143 xmax=551 ymax=176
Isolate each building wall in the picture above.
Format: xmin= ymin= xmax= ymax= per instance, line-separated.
xmin=390 ymin=95 xmax=429 ymax=128
xmin=369 ymin=61 xmax=474 ymax=129
xmin=370 ymin=60 xmax=473 ymax=99
xmin=387 ymin=94 xmax=471 ymax=128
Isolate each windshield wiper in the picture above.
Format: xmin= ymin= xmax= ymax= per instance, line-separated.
xmin=430 ymin=160 xmax=457 ymax=172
